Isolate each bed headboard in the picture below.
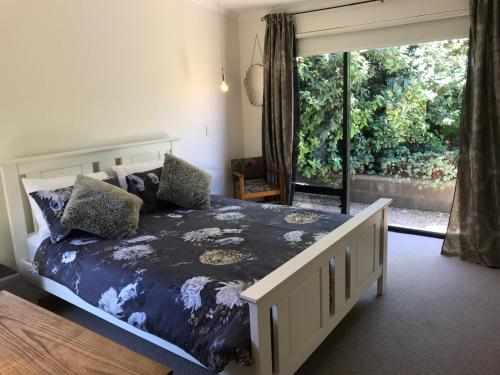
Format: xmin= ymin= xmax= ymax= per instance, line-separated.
xmin=0 ymin=137 xmax=179 ymax=273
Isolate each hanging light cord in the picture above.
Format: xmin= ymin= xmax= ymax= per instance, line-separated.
xmin=218 ymin=0 xmax=225 ymax=81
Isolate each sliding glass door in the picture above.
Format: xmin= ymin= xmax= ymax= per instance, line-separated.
xmin=293 ymin=39 xmax=468 ymax=236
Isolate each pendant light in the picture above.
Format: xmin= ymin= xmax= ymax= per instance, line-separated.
xmin=218 ymin=0 xmax=228 ymax=93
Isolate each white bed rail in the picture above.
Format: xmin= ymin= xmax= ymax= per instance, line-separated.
xmin=0 ymin=137 xmax=179 ymax=273
xmin=241 ymin=198 xmax=391 ymax=375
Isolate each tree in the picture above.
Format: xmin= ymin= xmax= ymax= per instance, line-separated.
xmin=297 ymin=39 xmax=468 ymax=185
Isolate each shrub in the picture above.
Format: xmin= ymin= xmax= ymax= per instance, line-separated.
xmin=379 ymin=150 xmax=458 ymax=182
xmin=297 ymin=39 xmax=468 ymax=185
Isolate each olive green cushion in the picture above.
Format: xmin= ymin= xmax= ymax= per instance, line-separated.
xmin=157 ymin=154 xmax=212 ymax=209
xmin=61 ymin=175 xmax=143 ymax=239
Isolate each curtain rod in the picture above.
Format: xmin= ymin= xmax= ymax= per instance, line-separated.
xmin=261 ymin=0 xmax=384 ymax=21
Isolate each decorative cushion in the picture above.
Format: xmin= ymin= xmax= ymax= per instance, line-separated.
xmin=29 ymin=176 xmax=120 ymax=243
xmin=126 ymin=167 xmax=176 ymax=214
xmin=61 ymin=175 xmax=143 ymax=239
xmin=30 ymin=186 xmax=73 ymax=243
xmin=112 ymin=159 xmax=164 ymax=190
xmin=103 ymin=176 xmax=122 ymax=188
xmin=22 ymin=172 xmax=109 ymax=239
xmin=157 ymin=154 xmax=212 ymax=209
xmin=236 ymin=178 xmax=277 ymax=194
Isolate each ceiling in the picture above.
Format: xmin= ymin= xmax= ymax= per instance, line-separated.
xmin=195 ymin=0 xmax=358 ymax=15
xmin=220 ymin=0 xmax=306 ymax=11
xmin=195 ymin=0 xmax=309 ymax=14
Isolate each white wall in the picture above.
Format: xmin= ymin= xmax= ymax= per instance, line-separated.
xmin=237 ymin=0 xmax=469 ymax=158
xmin=0 ymin=0 xmax=244 ymax=268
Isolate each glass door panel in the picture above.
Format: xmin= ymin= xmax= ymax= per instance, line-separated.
xmin=348 ymin=39 xmax=467 ymax=234
xmin=296 ymin=53 xmax=345 ymax=190
xmin=294 ymin=52 xmax=350 ymax=214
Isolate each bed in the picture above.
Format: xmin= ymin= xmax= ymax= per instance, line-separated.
xmin=0 ymin=138 xmax=391 ymax=375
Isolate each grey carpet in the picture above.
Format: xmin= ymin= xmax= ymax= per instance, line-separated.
xmin=40 ymin=233 xmax=500 ymax=374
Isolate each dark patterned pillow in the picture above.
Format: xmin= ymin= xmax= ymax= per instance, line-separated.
xmin=103 ymin=176 xmax=122 ymax=188
xmin=126 ymin=167 xmax=176 ymax=214
xmin=30 ymin=186 xmax=73 ymax=243
xmin=61 ymin=175 xmax=143 ymax=239
xmin=30 ymin=177 xmax=122 ymax=243
xmin=157 ymin=154 xmax=212 ymax=209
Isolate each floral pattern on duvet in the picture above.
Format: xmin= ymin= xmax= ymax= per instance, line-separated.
xmin=33 ymin=196 xmax=350 ymax=372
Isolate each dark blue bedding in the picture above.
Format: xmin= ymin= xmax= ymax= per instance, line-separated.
xmin=34 ymin=196 xmax=350 ymax=372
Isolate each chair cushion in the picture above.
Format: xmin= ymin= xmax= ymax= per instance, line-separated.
xmin=231 ymin=157 xmax=265 ymax=180
xmin=236 ymin=179 xmax=278 ymax=194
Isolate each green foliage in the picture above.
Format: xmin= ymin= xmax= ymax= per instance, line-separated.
xmin=297 ymin=39 xmax=468 ymax=185
xmin=379 ymin=150 xmax=458 ymax=182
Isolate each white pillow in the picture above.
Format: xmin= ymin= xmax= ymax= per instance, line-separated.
xmin=112 ymin=159 xmax=164 ymax=189
xmin=22 ymin=172 xmax=109 ymax=238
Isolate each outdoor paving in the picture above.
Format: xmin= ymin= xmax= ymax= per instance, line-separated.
xmin=293 ymin=192 xmax=449 ymax=234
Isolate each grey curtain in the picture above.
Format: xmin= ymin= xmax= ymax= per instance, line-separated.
xmin=442 ymin=0 xmax=500 ymax=267
xmin=262 ymin=13 xmax=299 ymax=205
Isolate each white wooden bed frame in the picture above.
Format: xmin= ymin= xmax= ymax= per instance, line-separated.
xmin=0 ymin=138 xmax=391 ymax=375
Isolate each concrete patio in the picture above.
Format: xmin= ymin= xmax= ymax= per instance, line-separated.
xmin=293 ymin=192 xmax=450 ymax=233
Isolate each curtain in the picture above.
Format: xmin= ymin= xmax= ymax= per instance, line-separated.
xmin=442 ymin=0 xmax=500 ymax=267
xmin=262 ymin=13 xmax=299 ymax=205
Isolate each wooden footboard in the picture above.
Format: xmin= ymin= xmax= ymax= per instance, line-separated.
xmin=240 ymin=199 xmax=391 ymax=375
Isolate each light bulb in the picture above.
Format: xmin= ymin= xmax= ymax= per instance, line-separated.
xmin=220 ymin=80 xmax=229 ymax=93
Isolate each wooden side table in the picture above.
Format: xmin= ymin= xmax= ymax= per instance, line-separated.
xmin=0 ymin=291 xmax=173 ymax=375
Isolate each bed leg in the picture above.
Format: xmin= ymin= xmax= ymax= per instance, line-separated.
xmin=377 ymin=274 xmax=386 ymax=296
xmin=377 ymin=207 xmax=388 ymax=297
xmin=248 ymin=302 xmax=273 ymax=375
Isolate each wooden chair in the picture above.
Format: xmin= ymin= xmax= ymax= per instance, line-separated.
xmin=231 ymin=157 xmax=285 ymax=204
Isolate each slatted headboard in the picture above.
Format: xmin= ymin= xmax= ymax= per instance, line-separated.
xmin=0 ymin=137 xmax=179 ymax=273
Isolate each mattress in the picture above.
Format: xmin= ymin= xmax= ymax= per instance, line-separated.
xmin=33 ymin=196 xmax=351 ymax=372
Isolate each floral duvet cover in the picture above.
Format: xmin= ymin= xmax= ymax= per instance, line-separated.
xmin=34 ymin=196 xmax=350 ymax=372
